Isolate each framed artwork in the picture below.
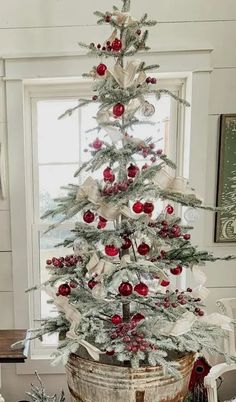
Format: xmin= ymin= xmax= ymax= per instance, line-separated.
xmin=215 ymin=114 xmax=236 ymax=242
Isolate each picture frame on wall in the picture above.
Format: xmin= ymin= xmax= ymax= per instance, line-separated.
xmin=215 ymin=114 xmax=236 ymax=242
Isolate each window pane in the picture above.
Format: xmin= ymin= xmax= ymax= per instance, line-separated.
xmin=38 ymin=164 xmax=79 ymax=220
xmin=37 ymin=100 xmax=79 ymax=164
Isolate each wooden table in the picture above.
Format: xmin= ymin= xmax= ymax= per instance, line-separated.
xmin=0 ymin=330 xmax=29 ymax=363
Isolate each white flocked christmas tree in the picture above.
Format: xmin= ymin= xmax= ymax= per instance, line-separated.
xmin=29 ymin=0 xmax=236 ymax=375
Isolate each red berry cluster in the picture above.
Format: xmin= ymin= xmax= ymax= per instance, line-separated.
xmin=91 ymin=38 xmax=122 ymax=53
xmin=156 ymin=289 xmax=204 ymax=316
xmin=132 ymin=201 xmax=154 ymax=214
xmin=108 ymin=315 xmax=157 ymax=354
xmin=146 ymin=77 xmax=157 ymax=84
xmin=159 ymin=220 xmax=191 ymax=241
xmin=46 ymin=255 xmax=81 ymax=268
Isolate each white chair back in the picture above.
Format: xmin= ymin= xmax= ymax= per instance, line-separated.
xmin=217 ymin=298 xmax=236 ymax=356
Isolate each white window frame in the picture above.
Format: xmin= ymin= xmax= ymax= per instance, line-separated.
xmin=5 ymin=49 xmax=212 ymax=374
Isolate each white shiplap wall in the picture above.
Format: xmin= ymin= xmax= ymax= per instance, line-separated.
xmin=0 ymin=1 xmax=236 ymax=400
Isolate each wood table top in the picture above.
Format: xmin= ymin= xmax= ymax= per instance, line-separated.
xmin=0 ymin=330 xmax=29 ymax=363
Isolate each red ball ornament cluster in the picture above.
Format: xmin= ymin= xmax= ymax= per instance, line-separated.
xmin=146 ymin=77 xmax=157 ymax=84
xmin=47 ymin=255 xmax=81 ymax=268
xmin=132 ymin=201 xmax=154 ymax=215
xmin=96 ymin=63 xmax=107 ymax=76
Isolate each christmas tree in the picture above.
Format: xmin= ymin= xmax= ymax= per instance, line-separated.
xmin=30 ymin=0 xmax=236 ymax=375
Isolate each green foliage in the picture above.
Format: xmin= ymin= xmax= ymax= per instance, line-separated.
xmin=26 ymin=372 xmax=65 ymax=402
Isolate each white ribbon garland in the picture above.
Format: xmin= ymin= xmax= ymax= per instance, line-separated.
xmin=158 ymin=311 xmax=233 ymax=337
xmin=108 ymin=60 xmax=146 ymax=89
xmin=112 ymin=11 xmax=138 ymax=27
xmin=153 ymin=169 xmax=196 ymax=195
xmin=45 ymin=287 xmax=103 ymax=361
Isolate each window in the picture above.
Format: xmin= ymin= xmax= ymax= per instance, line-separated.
xmin=23 ymin=77 xmax=186 ymax=357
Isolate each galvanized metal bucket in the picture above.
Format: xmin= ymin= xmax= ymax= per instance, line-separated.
xmin=66 ymin=353 xmax=195 ymax=402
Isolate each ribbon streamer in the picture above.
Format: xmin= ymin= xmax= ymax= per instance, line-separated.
xmin=112 ymin=11 xmax=138 ymax=27
xmin=76 ymin=177 xmax=143 ymax=221
xmin=158 ymin=311 xmax=233 ymax=337
xmin=108 ymin=60 xmax=146 ymax=89
xmin=87 ymin=253 xmax=115 ymax=277
xmin=45 ymin=287 xmax=102 ymax=361
xmin=153 ymin=169 xmax=196 ymax=195
xmin=191 ymin=265 xmax=210 ymax=301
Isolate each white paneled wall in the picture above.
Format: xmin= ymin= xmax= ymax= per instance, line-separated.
xmin=0 ymin=1 xmax=235 ymax=400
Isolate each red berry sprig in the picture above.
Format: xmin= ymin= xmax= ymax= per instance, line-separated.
xmin=146 ymin=77 xmax=157 ymax=84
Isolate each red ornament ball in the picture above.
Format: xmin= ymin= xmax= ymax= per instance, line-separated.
xmin=88 ymin=279 xmax=97 ymax=290
xmin=170 ymin=265 xmax=183 ymax=276
xmin=118 ymin=282 xmax=133 ymax=296
xmin=134 ymin=282 xmax=149 ymax=296
xmin=127 ymin=164 xmax=139 ymax=178
xmin=132 ymin=201 xmax=144 ymax=214
xmin=97 ymin=221 xmax=106 ymax=229
xmin=96 ymin=63 xmax=107 ymax=76
xmin=105 ymin=245 xmax=119 ymax=257
xmin=111 ymin=314 xmax=122 ymax=325
xmin=166 ymin=204 xmax=174 ymax=214
xmin=113 ymin=103 xmax=125 ymax=117
xmin=103 ymin=167 xmax=114 ymax=182
xmin=160 ymin=279 xmax=170 ymax=287
xmin=137 ymin=242 xmax=150 ymax=256
xmin=132 ymin=313 xmax=145 ymax=322
xmin=143 ymin=202 xmax=154 ymax=214
xmin=122 ymin=237 xmax=132 ymax=250
xmin=111 ymin=38 xmax=122 ymax=51
xmin=58 ymin=283 xmax=71 ymax=297
xmin=184 ymin=234 xmax=191 ymax=240
xmin=83 ymin=210 xmax=95 ymax=224
xmin=92 ymin=138 xmax=103 ymax=150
